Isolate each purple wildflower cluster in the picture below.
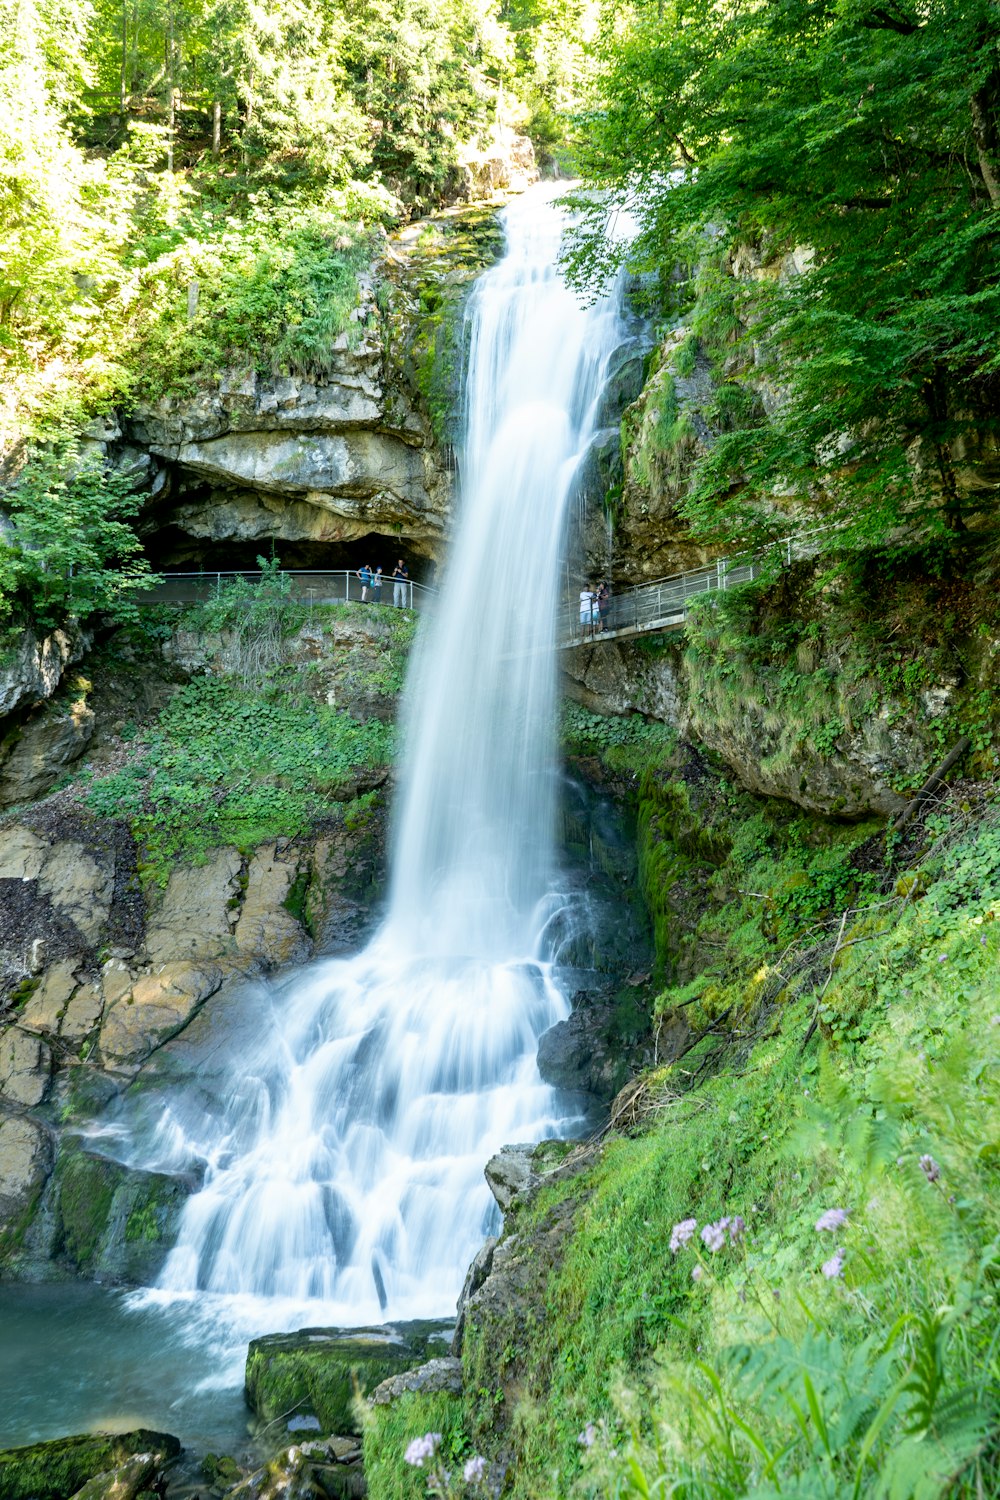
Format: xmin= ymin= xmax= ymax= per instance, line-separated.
xmin=919 ymin=1154 xmax=941 ymax=1183
xmin=404 ymin=1433 xmax=442 ymax=1468
xmin=463 ymin=1455 xmax=487 ymax=1483
xmin=821 ymin=1246 xmax=846 ymax=1280
xmin=669 ymin=1213 xmax=746 ymax=1275
xmin=670 ymin=1218 xmax=698 ymax=1252
xmin=815 ymin=1207 xmax=849 ymax=1232
xmin=815 ymin=1207 xmax=849 ymax=1279
xmin=578 ymin=1423 xmax=597 ymax=1448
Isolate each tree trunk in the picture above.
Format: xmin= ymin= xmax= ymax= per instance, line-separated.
xmin=120 ymin=0 xmax=127 ymax=112
xmin=970 ymin=87 xmax=1000 ymax=206
xmin=970 ymin=18 xmax=1000 ymax=206
xmin=166 ymin=8 xmax=175 ymax=171
xmin=127 ymin=0 xmax=139 ymax=97
xmin=212 ymin=98 xmax=221 ymax=157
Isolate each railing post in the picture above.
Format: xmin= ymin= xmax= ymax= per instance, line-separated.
xmin=345 ymin=571 xmax=349 ymax=603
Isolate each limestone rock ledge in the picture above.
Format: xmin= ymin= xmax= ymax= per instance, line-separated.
xmin=562 ymin=633 xmax=954 ymax=819
xmin=0 ymin=628 xmax=94 ymax=805
xmin=0 ymin=626 xmax=91 ymax=722
xmin=124 ymin=200 xmax=516 ymax=569
xmin=128 ymin=333 xmax=452 ymax=563
xmin=0 ymin=809 xmax=385 ymax=1280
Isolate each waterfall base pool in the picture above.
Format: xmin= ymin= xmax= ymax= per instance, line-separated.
xmin=0 ymin=1284 xmax=250 ymax=1458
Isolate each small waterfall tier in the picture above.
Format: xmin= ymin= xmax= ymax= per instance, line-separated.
xmin=138 ymin=186 xmax=626 ymax=1326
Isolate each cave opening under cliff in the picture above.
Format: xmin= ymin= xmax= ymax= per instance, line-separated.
xmin=142 ymin=527 xmax=437 ymax=584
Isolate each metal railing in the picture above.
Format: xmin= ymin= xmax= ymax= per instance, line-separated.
xmin=136 ymin=569 xmax=434 ymax=612
xmin=560 ymin=531 xmax=813 ymax=648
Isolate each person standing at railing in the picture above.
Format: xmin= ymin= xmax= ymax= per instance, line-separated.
xmin=372 ymin=566 xmax=383 ymax=604
xmin=357 ymin=563 xmax=373 ymax=601
xmin=392 ymin=558 xmax=409 ymax=608
xmin=597 ymin=582 xmax=610 ymax=633
xmin=579 ymin=586 xmax=594 ymax=636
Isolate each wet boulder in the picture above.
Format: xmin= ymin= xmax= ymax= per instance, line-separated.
xmin=483 ymin=1138 xmax=579 ymax=1214
xmin=368 ymin=1355 xmax=463 ymax=1405
xmin=45 ymin=1141 xmax=189 ymax=1282
xmin=244 ymin=1321 xmax=453 ymax=1435
xmin=226 ymin=1437 xmax=365 ymax=1500
xmin=0 ymin=1428 xmax=179 ymax=1500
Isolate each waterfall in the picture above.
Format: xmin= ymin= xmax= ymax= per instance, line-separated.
xmin=142 ymin=186 xmax=626 ymax=1326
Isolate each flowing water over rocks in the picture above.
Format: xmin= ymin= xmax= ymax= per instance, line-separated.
xmin=111 ymin=186 xmax=628 ymax=1340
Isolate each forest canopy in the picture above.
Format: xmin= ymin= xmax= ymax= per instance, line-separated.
xmin=0 ymin=0 xmax=594 ymax=622
xmin=571 ymin=0 xmax=1000 ymax=549
xmin=0 ymin=0 xmax=592 ymax=383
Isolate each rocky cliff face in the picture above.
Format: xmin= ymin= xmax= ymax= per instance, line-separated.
xmin=0 ymin=602 xmax=405 ymax=1280
xmin=561 ymin=578 xmax=984 ymax=819
xmin=566 ymin=238 xmax=1000 ymax=820
xmin=126 ymin=314 xmax=452 ymax=570
xmin=0 ymin=803 xmax=387 ymax=1281
xmin=117 ymin=199 xmax=520 ymax=575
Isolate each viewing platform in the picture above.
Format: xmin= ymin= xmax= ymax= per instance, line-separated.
xmin=137 ymin=538 xmax=801 ymax=648
xmin=560 ymin=555 xmax=766 ymax=649
xmin=136 ymin=569 xmax=434 ymax=612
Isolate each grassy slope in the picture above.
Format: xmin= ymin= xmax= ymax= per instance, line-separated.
xmin=367 ymin=711 xmax=1000 ymax=1499
xmin=72 ymin=603 xmax=415 ymax=886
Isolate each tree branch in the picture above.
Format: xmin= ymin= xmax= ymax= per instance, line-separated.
xmin=859 ymin=6 xmax=919 ymax=35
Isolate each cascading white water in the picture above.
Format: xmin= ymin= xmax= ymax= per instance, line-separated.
xmin=142 ymin=186 xmax=626 ymax=1326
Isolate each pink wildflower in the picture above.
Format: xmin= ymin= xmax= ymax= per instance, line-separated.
xmin=404 ymin=1434 xmax=442 ymax=1468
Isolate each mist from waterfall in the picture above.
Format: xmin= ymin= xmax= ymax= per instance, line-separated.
xmin=129 ymin=185 xmax=626 ymax=1329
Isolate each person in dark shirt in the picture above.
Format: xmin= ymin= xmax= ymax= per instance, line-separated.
xmin=597 ymin=582 xmax=611 ymax=633
xmin=392 ymin=559 xmax=409 ymax=608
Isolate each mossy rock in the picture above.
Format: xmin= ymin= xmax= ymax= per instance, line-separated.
xmin=52 ymin=1141 xmax=188 ymax=1281
xmin=245 ymin=1320 xmax=453 ymax=1435
xmin=384 ymin=204 xmax=505 ymax=448
xmin=0 ymin=1429 xmax=180 ymax=1500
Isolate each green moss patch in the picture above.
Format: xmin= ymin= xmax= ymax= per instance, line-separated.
xmin=0 ymin=1429 xmax=180 ymax=1500
xmin=52 ymin=1143 xmax=187 ymax=1280
xmin=245 ymin=1322 xmax=453 ymax=1435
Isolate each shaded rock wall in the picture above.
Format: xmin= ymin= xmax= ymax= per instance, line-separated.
xmin=561 ymin=623 xmax=965 ymax=819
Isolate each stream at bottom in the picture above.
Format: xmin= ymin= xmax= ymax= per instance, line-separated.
xmin=0 ymin=1284 xmax=250 ymax=1456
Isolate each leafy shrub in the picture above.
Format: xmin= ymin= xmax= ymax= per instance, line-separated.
xmin=86 ymin=675 xmax=393 ymax=883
